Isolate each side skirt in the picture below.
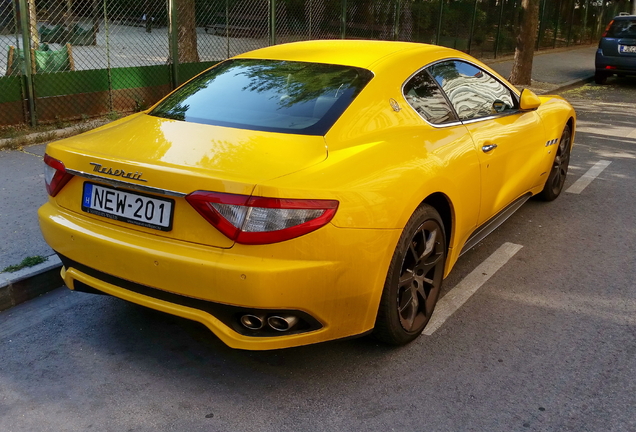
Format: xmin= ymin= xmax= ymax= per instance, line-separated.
xmin=459 ymin=193 xmax=532 ymax=256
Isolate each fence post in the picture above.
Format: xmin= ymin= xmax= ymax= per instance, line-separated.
xmin=435 ymin=0 xmax=443 ymax=45
xmin=597 ymin=0 xmax=605 ymax=38
xmin=393 ymin=0 xmax=401 ymax=40
xmin=468 ymin=0 xmax=478 ymax=54
xmin=103 ymin=0 xmax=113 ymax=112
xmin=169 ymin=0 xmax=179 ymax=88
xmin=269 ymin=0 xmax=277 ymax=45
xmin=536 ymin=0 xmax=547 ymax=50
xmin=494 ymin=0 xmax=505 ymax=59
xmin=582 ymin=0 xmax=590 ymax=44
xmin=553 ymin=0 xmax=561 ymax=49
xmin=18 ymin=0 xmax=36 ymax=126
xmin=341 ymin=0 xmax=347 ymax=39
xmin=225 ymin=0 xmax=230 ymax=58
xmin=566 ymin=0 xmax=575 ymax=46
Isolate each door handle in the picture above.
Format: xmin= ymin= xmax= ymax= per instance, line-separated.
xmin=482 ymin=144 xmax=498 ymax=153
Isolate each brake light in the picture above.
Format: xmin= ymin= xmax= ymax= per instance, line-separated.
xmin=44 ymin=154 xmax=73 ymax=197
xmin=602 ymin=20 xmax=614 ymax=37
xmin=185 ymin=191 xmax=338 ymax=244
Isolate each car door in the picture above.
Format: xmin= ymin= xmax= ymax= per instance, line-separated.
xmin=402 ymin=67 xmax=481 ymax=246
xmin=427 ymin=60 xmax=547 ymax=225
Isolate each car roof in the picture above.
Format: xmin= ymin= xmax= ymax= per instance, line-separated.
xmin=234 ymin=39 xmax=458 ymax=71
xmin=613 ymin=14 xmax=636 ymax=20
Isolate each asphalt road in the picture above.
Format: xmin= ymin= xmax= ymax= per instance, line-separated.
xmin=1 ymin=78 xmax=635 ymax=432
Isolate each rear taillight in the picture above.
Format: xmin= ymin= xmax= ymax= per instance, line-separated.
xmin=602 ymin=20 xmax=614 ymax=37
xmin=44 ymin=154 xmax=73 ymax=197
xmin=185 ymin=191 xmax=338 ymax=244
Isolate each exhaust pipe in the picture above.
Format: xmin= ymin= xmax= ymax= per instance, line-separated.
xmin=267 ymin=315 xmax=299 ymax=332
xmin=240 ymin=314 xmax=265 ymax=330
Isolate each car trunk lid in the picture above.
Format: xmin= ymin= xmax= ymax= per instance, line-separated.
xmin=46 ymin=113 xmax=328 ymax=248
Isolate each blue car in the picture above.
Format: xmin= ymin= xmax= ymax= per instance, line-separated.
xmin=595 ymin=14 xmax=636 ymax=84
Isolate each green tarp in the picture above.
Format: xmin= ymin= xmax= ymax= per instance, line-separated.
xmin=9 ymin=44 xmax=73 ymax=74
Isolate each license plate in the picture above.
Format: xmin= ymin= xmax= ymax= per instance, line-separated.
xmin=619 ymin=45 xmax=636 ymax=53
xmin=82 ymin=182 xmax=174 ymax=231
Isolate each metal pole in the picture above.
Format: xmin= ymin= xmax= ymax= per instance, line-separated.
xmin=18 ymin=0 xmax=36 ymax=126
xmin=269 ymin=0 xmax=276 ymax=45
xmin=566 ymin=0 xmax=575 ymax=46
xmin=169 ymin=0 xmax=179 ymax=88
xmin=494 ymin=0 xmax=505 ymax=58
xmin=468 ymin=0 xmax=478 ymax=54
xmin=225 ymin=0 xmax=229 ymax=58
xmin=103 ymin=0 xmax=113 ymax=111
xmin=553 ymin=0 xmax=561 ymax=49
xmin=598 ymin=0 xmax=605 ymax=38
xmin=435 ymin=0 xmax=443 ymax=45
xmin=536 ymin=0 xmax=547 ymax=50
xmin=341 ymin=0 xmax=347 ymax=39
xmin=393 ymin=0 xmax=401 ymax=40
xmin=308 ymin=0 xmax=312 ymax=39
xmin=582 ymin=0 xmax=589 ymax=44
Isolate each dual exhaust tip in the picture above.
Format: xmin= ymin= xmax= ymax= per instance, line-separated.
xmin=240 ymin=314 xmax=299 ymax=332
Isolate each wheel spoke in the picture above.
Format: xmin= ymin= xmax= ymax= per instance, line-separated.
xmin=415 ymin=283 xmax=427 ymax=302
xmin=398 ymin=270 xmax=415 ymax=288
xmin=398 ymin=288 xmax=417 ymax=329
xmin=420 ymin=252 xmax=443 ymax=274
xmin=422 ymin=229 xmax=437 ymax=258
xmin=408 ymin=242 xmax=419 ymax=263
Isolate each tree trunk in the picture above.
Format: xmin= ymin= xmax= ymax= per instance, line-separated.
xmin=177 ymin=0 xmax=199 ymax=63
xmin=509 ymin=0 xmax=540 ymax=86
xmin=632 ymin=0 xmax=636 ymax=15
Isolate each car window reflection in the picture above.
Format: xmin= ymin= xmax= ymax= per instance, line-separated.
xmin=427 ymin=60 xmax=516 ymax=121
xmin=150 ymin=59 xmax=373 ymax=136
xmin=403 ymin=70 xmax=458 ymax=125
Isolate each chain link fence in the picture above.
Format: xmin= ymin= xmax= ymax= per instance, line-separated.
xmin=0 ymin=0 xmax=629 ymax=128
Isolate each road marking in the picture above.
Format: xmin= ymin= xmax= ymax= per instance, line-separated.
xmin=566 ymin=160 xmax=611 ymax=194
xmin=422 ymin=242 xmax=523 ymax=336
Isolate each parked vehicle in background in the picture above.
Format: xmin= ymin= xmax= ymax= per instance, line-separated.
xmin=595 ymin=13 xmax=636 ymax=84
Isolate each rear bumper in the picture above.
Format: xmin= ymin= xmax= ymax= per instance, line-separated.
xmin=39 ymin=201 xmax=400 ymax=350
xmin=595 ymin=49 xmax=636 ymax=75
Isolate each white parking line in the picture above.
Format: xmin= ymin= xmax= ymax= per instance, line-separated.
xmin=566 ymin=160 xmax=612 ymax=194
xmin=422 ymin=242 xmax=523 ymax=336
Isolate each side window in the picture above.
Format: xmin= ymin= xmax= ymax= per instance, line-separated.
xmin=427 ymin=60 xmax=517 ymax=121
xmin=403 ymin=69 xmax=458 ymax=125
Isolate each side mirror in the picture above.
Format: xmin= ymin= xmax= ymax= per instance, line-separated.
xmin=519 ymin=88 xmax=541 ymax=110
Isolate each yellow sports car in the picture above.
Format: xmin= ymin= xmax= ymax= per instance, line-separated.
xmin=39 ymin=40 xmax=575 ymax=350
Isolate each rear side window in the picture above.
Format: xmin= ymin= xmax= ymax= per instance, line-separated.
xmin=607 ymin=19 xmax=636 ymax=38
xmin=403 ymin=70 xmax=458 ymax=125
xmin=150 ymin=59 xmax=373 ymax=136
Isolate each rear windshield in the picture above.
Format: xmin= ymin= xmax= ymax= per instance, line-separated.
xmin=607 ymin=19 xmax=636 ymax=38
xmin=150 ymin=59 xmax=373 ymax=135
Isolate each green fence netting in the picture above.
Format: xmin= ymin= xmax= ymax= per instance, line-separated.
xmin=0 ymin=0 xmax=630 ymax=128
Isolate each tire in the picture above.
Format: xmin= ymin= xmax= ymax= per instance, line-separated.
xmin=537 ymin=124 xmax=572 ymax=201
xmin=594 ymin=71 xmax=607 ymax=84
xmin=374 ymin=204 xmax=447 ymax=345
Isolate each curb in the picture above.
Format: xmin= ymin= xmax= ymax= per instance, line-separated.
xmin=0 ymin=119 xmax=111 ymax=151
xmin=0 ymin=255 xmax=63 ymax=312
xmin=542 ymin=75 xmax=595 ymax=94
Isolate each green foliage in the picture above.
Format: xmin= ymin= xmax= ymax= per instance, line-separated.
xmin=2 ymin=256 xmax=47 ymax=273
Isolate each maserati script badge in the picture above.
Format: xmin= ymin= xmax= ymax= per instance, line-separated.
xmin=89 ymin=162 xmax=147 ymax=182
